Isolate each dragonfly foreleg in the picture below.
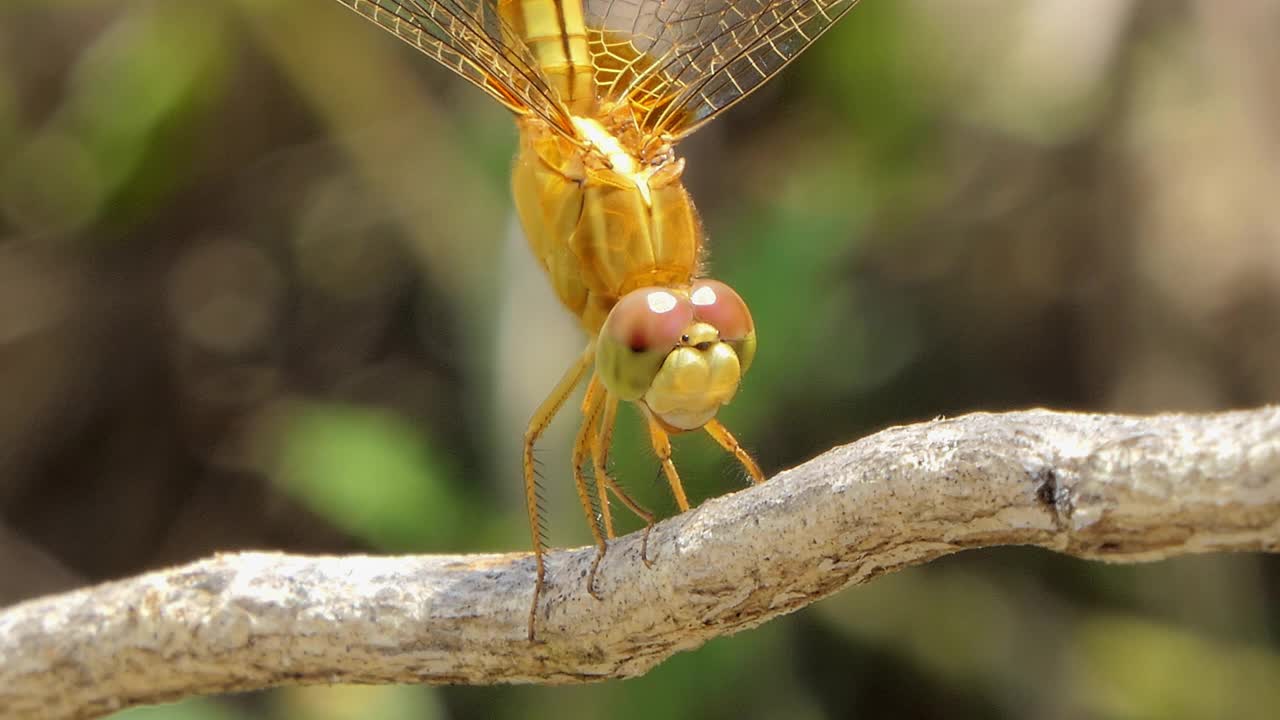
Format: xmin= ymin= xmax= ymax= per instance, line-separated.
xmin=644 ymin=408 xmax=691 ymax=512
xmin=704 ymin=418 xmax=766 ymax=485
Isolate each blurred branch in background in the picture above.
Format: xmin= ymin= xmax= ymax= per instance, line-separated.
xmin=2 ymin=407 xmax=1277 ymax=720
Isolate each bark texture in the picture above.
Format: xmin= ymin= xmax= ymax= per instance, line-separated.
xmin=2 ymin=408 xmax=1278 ymax=719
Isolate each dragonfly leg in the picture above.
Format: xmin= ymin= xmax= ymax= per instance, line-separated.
xmin=523 ymin=341 xmax=595 ymax=641
xmin=583 ymin=377 xmax=615 ymax=540
xmin=574 ymin=376 xmax=609 ymax=600
xmin=704 ymin=418 xmax=766 ymax=485
xmin=644 ymin=409 xmax=691 ymax=512
xmin=593 ymin=391 xmax=656 ymax=567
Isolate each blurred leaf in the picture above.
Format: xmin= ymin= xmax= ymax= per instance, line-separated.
xmin=1074 ymin=615 xmax=1280 ymax=720
xmin=803 ymin=0 xmax=938 ymax=183
xmin=1 ymin=129 xmax=102 ymax=234
xmin=814 ymin=566 xmax=1024 ymax=694
xmin=109 ymin=697 xmax=239 ymax=720
xmin=0 ymin=70 xmax=15 ymax=156
xmin=273 ymin=684 xmax=443 ymax=720
xmin=65 ymin=3 xmax=231 ymax=230
xmin=607 ymin=623 xmax=808 ymax=720
xmin=718 ymin=204 xmax=919 ymax=429
xmin=274 ymin=402 xmax=471 ymax=551
xmin=450 ymin=621 xmax=809 ymax=720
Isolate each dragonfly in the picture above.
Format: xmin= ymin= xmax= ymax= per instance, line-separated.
xmin=333 ymin=0 xmax=862 ymax=639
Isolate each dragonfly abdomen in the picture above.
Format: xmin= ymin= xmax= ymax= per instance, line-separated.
xmin=500 ymin=0 xmax=594 ymax=116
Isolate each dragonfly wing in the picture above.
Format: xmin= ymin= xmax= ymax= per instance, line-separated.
xmin=585 ymin=0 xmax=861 ymax=138
xmin=335 ymin=0 xmax=575 ymax=134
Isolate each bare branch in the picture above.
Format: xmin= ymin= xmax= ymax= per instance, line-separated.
xmin=2 ymin=408 xmax=1278 ymax=719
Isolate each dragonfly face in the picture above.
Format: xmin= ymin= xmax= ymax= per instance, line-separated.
xmin=597 ymin=281 xmax=756 ymax=431
xmin=332 ymin=0 xmax=862 ymax=640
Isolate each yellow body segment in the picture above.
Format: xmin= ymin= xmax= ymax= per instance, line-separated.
xmin=333 ymin=0 xmax=866 ymax=645
xmin=499 ymin=0 xmax=593 ymax=115
xmin=512 ymin=114 xmax=701 ymax=334
xmin=499 ymin=0 xmax=755 ymax=641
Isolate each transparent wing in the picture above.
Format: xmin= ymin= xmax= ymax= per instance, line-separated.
xmin=335 ymin=0 xmax=575 ymax=134
xmin=585 ymin=0 xmax=861 ymax=139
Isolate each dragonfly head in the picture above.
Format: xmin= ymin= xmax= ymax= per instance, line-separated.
xmin=596 ymin=280 xmax=756 ymax=431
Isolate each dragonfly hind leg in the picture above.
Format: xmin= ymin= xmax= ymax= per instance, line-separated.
xmin=586 ymin=378 xmax=616 ymax=540
xmin=523 ymin=341 xmax=595 ymax=641
xmin=574 ymin=376 xmax=610 ymax=599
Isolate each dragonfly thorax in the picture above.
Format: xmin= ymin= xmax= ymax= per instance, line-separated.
xmin=513 ymin=115 xmax=702 ymax=334
xmin=569 ymin=116 xmax=654 ymax=205
xmin=570 ymin=102 xmax=676 ymax=174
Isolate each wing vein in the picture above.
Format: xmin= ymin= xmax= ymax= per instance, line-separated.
xmin=584 ymin=0 xmax=862 ymax=138
xmin=337 ymin=0 xmax=577 ymax=135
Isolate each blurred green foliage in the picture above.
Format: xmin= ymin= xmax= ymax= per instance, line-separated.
xmin=1 ymin=1 xmax=1278 ymax=719
xmin=274 ymin=402 xmax=474 ymax=552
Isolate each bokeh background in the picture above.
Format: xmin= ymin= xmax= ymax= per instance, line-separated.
xmin=2 ymin=0 xmax=1279 ymax=718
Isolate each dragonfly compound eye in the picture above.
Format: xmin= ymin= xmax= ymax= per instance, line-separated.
xmin=691 ymin=279 xmax=756 ymax=374
xmin=597 ymin=288 xmax=694 ymax=401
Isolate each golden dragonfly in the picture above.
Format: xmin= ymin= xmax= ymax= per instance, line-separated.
xmin=334 ymin=0 xmax=862 ymax=639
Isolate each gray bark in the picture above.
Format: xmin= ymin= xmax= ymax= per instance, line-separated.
xmin=1 ymin=408 xmax=1278 ymax=719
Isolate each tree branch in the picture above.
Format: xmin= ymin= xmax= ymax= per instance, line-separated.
xmin=2 ymin=408 xmax=1278 ymax=719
